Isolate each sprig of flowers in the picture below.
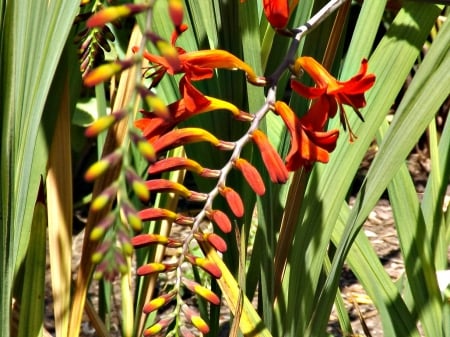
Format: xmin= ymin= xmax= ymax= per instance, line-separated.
xmin=81 ymin=0 xmax=375 ymax=335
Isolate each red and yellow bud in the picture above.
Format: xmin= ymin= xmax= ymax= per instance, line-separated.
xmin=90 ymin=213 xmax=115 ymax=241
xmin=169 ymin=0 xmax=184 ymax=27
xmin=234 ymin=158 xmax=266 ymax=195
xmin=137 ymin=262 xmax=167 ymax=276
xmin=152 ymin=128 xmax=221 ymax=154
xmin=87 ymin=4 xmax=149 ymax=28
xmin=220 ymin=186 xmax=244 ymax=217
xmin=183 ymin=278 xmax=221 ymax=305
xmin=125 ymin=168 xmax=149 ymax=202
xmin=182 ymin=305 xmax=210 ymax=334
xmin=84 ymin=149 xmax=123 ymax=182
xmin=130 ymin=131 xmax=157 ymax=162
xmin=143 ymin=292 xmax=176 ymax=314
xmin=131 ymin=233 xmax=169 ymax=248
xmin=143 ymin=316 xmax=174 ymax=337
xmin=251 ymin=129 xmax=289 ymax=183
xmin=91 ymin=183 xmax=118 ymax=212
xmin=85 ymin=110 xmax=126 ymax=137
xmin=84 ymin=58 xmax=136 ymax=87
xmin=85 ymin=115 xmax=114 ymax=138
xmin=207 ymin=209 xmax=232 ymax=233
xmin=186 ymin=255 xmax=222 ymax=279
xmin=137 ymin=86 xmax=169 ymax=119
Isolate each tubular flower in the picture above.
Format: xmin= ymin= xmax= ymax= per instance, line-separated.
xmin=263 ymin=0 xmax=299 ymax=29
xmin=292 ymin=57 xmax=376 ymax=141
xmin=273 ymin=101 xmax=339 ymax=170
xmin=251 ymin=129 xmax=289 ymax=183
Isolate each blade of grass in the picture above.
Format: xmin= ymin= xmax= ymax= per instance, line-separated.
xmin=17 ymin=193 xmax=47 ymax=337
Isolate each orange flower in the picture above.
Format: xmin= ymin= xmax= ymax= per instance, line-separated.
xmin=274 ymin=101 xmax=339 ymax=170
xmin=135 ymin=78 xmax=249 ymax=143
xmin=292 ymin=57 xmax=375 ymax=141
xmin=263 ymin=0 xmax=299 ymax=29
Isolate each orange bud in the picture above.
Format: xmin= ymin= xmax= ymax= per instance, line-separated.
xmin=251 ymin=129 xmax=289 ymax=183
xmin=263 ymin=0 xmax=289 ymax=29
xmin=137 ymin=262 xmax=166 ymax=276
xmin=84 ymin=58 xmax=135 ymax=87
xmin=234 ymin=158 xmax=266 ymax=195
xmin=208 ymin=209 xmax=232 ymax=233
xmin=205 ymin=233 xmax=227 ymax=253
xmin=87 ymin=4 xmax=149 ymax=28
xmin=220 ymin=186 xmax=244 ymax=217
xmin=131 ymin=233 xmax=169 ymax=248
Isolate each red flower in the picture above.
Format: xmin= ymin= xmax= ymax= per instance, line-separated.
xmin=263 ymin=0 xmax=299 ymax=29
xmin=292 ymin=57 xmax=375 ymax=141
xmin=273 ymin=101 xmax=339 ymax=170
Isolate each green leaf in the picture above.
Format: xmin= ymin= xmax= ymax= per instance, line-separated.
xmin=0 ymin=1 xmax=79 ymax=335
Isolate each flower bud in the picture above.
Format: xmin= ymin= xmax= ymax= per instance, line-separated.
xmin=91 ymin=183 xmax=118 ymax=212
xmin=207 ymin=209 xmax=232 ymax=233
xmin=125 ymin=168 xmax=150 ymax=202
xmin=131 ymin=233 xmax=169 ymax=248
xmin=219 ymin=186 xmax=244 ymax=217
xmin=84 ymin=149 xmax=123 ymax=182
xmin=234 ymin=158 xmax=266 ymax=195
xmin=251 ymin=129 xmax=289 ymax=183
xmin=185 ymin=255 xmax=222 ymax=279
xmin=90 ymin=213 xmax=116 ymax=241
xmin=87 ymin=4 xmax=149 ymax=28
xmin=182 ymin=278 xmax=220 ymax=305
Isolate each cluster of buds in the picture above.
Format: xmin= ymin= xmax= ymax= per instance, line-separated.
xmin=81 ymin=0 xmax=376 ymax=336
